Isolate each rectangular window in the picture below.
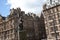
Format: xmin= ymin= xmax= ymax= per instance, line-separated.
xmin=51 ymin=32 xmax=59 ymax=37
xmin=58 ymin=19 xmax=60 ymax=24
xmin=50 ymin=26 xmax=58 ymax=32
xmin=50 ymin=27 xmax=54 ymax=32
xmin=48 ymin=16 xmax=53 ymax=20
xmin=53 ymin=20 xmax=57 ymax=25
xmin=49 ymin=22 xmax=53 ymax=26
xmin=54 ymin=26 xmax=58 ymax=31
xmin=48 ymin=10 xmax=51 ymax=14
xmin=57 ymin=13 xmax=60 ymax=18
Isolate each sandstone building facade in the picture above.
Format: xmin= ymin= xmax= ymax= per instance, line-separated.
xmin=43 ymin=4 xmax=60 ymax=40
xmin=0 ymin=8 xmax=47 ymax=40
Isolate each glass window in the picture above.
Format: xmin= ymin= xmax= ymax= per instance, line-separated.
xmin=50 ymin=27 xmax=54 ymax=32
xmin=51 ymin=32 xmax=59 ymax=37
xmin=51 ymin=33 xmax=55 ymax=37
xmin=58 ymin=19 xmax=60 ymax=24
xmin=57 ymin=13 xmax=60 ymax=18
xmin=53 ymin=20 xmax=57 ymax=25
xmin=10 ymin=29 xmax=13 ymax=33
xmin=55 ymin=26 xmax=58 ymax=31
xmin=50 ymin=26 xmax=58 ymax=32
xmin=48 ymin=10 xmax=51 ymax=14
xmin=56 ymin=32 xmax=59 ymax=36
xmin=48 ymin=16 xmax=53 ymax=20
xmin=49 ymin=22 xmax=53 ymax=26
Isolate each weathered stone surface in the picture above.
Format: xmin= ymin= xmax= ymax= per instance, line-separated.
xmin=0 ymin=8 xmax=46 ymax=40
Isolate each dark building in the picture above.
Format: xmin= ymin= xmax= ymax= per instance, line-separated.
xmin=39 ymin=13 xmax=47 ymax=40
xmin=23 ymin=13 xmax=40 ymax=40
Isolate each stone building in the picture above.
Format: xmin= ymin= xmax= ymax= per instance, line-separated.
xmin=0 ymin=8 xmax=47 ymax=40
xmin=43 ymin=4 xmax=60 ymax=40
xmin=23 ymin=13 xmax=40 ymax=40
xmin=39 ymin=13 xmax=47 ymax=40
xmin=46 ymin=0 xmax=60 ymax=8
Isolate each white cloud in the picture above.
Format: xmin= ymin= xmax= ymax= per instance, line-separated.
xmin=7 ymin=0 xmax=46 ymax=14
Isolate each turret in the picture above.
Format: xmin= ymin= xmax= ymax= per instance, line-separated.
xmin=10 ymin=8 xmax=21 ymax=15
xmin=43 ymin=4 xmax=47 ymax=10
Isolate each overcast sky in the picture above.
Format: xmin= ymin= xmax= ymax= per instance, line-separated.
xmin=0 ymin=0 xmax=46 ymax=17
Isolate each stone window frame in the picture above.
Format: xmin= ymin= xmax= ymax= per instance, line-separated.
xmin=49 ymin=21 xmax=53 ymax=26
xmin=51 ymin=32 xmax=59 ymax=37
xmin=50 ymin=9 xmax=54 ymax=13
xmin=50 ymin=26 xmax=58 ymax=32
xmin=57 ymin=12 xmax=60 ymax=18
xmin=57 ymin=6 xmax=60 ymax=12
xmin=58 ymin=19 xmax=60 ymax=24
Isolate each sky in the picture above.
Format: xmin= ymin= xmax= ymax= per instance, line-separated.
xmin=0 ymin=0 xmax=46 ymax=17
